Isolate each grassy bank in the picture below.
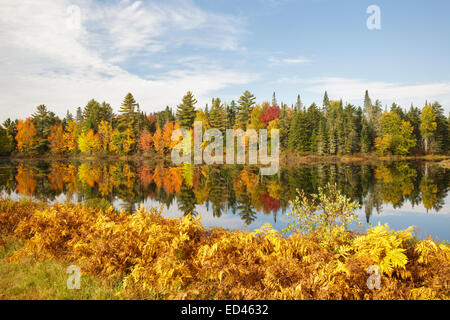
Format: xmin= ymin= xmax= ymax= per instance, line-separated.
xmin=0 ymin=199 xmax=449 ymax=300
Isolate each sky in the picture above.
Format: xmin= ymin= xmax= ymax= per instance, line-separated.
xmin=1 ymin=0 xmax=450 ymax=121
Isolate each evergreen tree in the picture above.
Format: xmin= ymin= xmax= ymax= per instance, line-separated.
xmin=176 ymin=91 xmax=197 ymax=129
xmin=360 ymin=116 xmax=371 ymax=153
xmin=429 ymin=102 xmax=449 ymax=154
xmin=82 ymin=99 xmax=101 ymax=132
xmin=288 ymin=109 xmax=310 ymax=151
xmin=279 ymin=103 xmax=290 ymax=149
xmin=0 ymin=125 xmax=14 ymax=155
xmin=405 ymin=105 xmax=422 ymax=153
xmin=295 ymin=94 xmax=302 ymax=111
xmin=76 ymin=107 xmax=83 ymax=123
xmin=209 ymin=98 xmax=227 ymax=133
xmin=316 ymin=119 xmax=328 ymax=155
xmin=236 ymin=90 xmax=256 ymax=130
xmin=118 ymin=93 xmax=138 ymax=132
xmin=226 ymin=100 xmax=237 ymax=128
xmin=32 ymin=104 xmax=59 ymax=152
xmin=272 ymin=92 xmax=277 ymax=106
xmin=323 ymin=91 xmax=330 ymax=111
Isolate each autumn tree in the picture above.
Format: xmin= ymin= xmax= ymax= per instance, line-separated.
xmin=110 ymin=128 xmax=136 ymax=154
xmin=261 ymin=104 xmax=280 ymax=126
xmin=64 ymin=120 xmax=79 ymax=153
xmin=98 ymin=120 xmax=113 ymax=153
xmin=420 ymin=105 xmax=437 ymax=153
xmin=48 ymin=123 xmax=66 ymax=155
xmin=138 ymin=129 xmax=153 ymax=153
xmin=78 ymin=129 xmax=101 ymax=155
xmin=375 ymin=112 xmax=416 ymax=155
xmin=16 ymin=118 xmax=38 ymax=154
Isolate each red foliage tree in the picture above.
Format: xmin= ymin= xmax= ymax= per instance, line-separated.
xmin=260 ymin=105 xmax=280 ymax=126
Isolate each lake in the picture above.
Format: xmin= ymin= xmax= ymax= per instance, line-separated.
xmin=1 ymin=159 xmax=449 ymax=241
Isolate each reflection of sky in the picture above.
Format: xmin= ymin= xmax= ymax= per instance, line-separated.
xmin=135 ymin=194 xmax=450 ymax=242
xmin=3 ymin=191 xmax=450 ymax=242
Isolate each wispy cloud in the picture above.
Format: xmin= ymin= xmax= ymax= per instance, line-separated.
xmin=307 ymin=77 xmax=450 ymax=107
xmin=268 ymin=56 xmax=310 ymax=65
xmin=274 ymin=76 xmax=450 ymax=108
xmin=0 ymin=0 xmax=255 ymax=121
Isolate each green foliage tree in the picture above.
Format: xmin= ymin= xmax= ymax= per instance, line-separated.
xmin=176 ymin=91 xmax=197 ymax=129
xmin=0 ymin=125 xmax=14 ymax=155
xmin=235 ymin=90 xmax=256 ymax=130
xmin=118 ymin=93 xmax=138 ymax=132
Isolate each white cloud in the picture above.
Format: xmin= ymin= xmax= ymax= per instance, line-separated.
xmin=0 ymin=0 xmax=254 ymax=121
xmin=275 ymin=76 xmax=450 ymax=110
xmin=268 ymin=56 xmax=310 ymax=65
xmin=307 ymin=77 xmax=450 ymax=109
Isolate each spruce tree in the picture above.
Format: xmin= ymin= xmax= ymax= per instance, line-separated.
xmin=209 ymin=98 xmax=226 ymax=133
xmin=323 ymin=91 xmax=330 ymax=111
xmin=236 ymin=90 xmax=256 ymax=130
xmin=118 ymin=93 xmax=138 ymax=132
xmin=76 ymin=107 xmax=83 ymax=123
xmin=227 ymin=100 xmax=237 ymax=128
xmin=295 ymin=94 xmax=302 ymax=111
xmin=272 ymin=92 xmax=277 ymax=106
xmin=176 ymin=91 xmax=197 ymax=129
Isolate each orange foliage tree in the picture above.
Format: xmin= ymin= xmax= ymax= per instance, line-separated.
xmin=48 ymin=123 xmax=66 ymax=155
xmin=15 ymin=118 xmax=38 ymax=154
xmin=138 ymin=129 xmax=153 ymax=153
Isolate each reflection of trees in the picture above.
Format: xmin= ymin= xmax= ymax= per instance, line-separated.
xmin=420 ymin=178 xmax=438 ymax=211
xmin=236 ymin=192 xmax=257 ymax=225
xmin=177 ymin=184 xmax=197 ymax=217
xmin=375 ymin=163 xmax=417 ymax=207
xmin=1 ymin=160 xmax=448 ymax=226
xmin=0 ymin=163 xmax=16 ymax=196
xmin=207 ymin=166 xmax=227 ymax=218
xmin=15 ymin=164 xmax=36 ymax=196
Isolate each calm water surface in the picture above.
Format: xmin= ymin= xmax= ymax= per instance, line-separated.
xmin=1 ymin=160 xmax=449 ymax=241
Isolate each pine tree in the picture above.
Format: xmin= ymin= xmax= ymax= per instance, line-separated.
xmin=32 ymin=104 xmax=59 ymax=152
xmin=360 ymin=116 xmax=371 ymax=153
xmin=76 ymin=107 xmax=83 ymax=123
xmin=272 ymin=92 xmax=277 ymax=106
xmin=295 ymin=94 xmax=302 ymax=111
xmin=405 ymin=105 xmax=422 ymax=153
xmin=82 ymin=99 xmax=101 ymax=132
xmin=118 ymin=93 xmax=138 ymax=132
xmin=0 ymin=125 xmax=14 ymax=155
xmin=227 ymin=100 xmax=237 ymax=128
xmin=176 ymin=91 xmax=197 ymax=129
xmin=209 ymin=98 xmax=226 ymax=133
xmin=316 ymin=119 xmax=327 ymax=155
xmin=235 ymin=90 xmax=256 ymax=130
xmin=323 ymin=91 xmax=330 ymax=111
xmin=429 ymin=102 xmax=448 ymax=154
xmin=288 ymin=109 xmax=310 ymax=151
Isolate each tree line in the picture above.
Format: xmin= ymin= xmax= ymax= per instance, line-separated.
xmin=0 ymin=90 xmax=448 ymax=157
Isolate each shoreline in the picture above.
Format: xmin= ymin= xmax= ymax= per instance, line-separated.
xmin=1 ymin=153 xmax=448 ymax=165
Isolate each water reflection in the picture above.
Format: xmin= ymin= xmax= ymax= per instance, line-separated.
xmin=1 ymin=160 xmax=449 ymax=239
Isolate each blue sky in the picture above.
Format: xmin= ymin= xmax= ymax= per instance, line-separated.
xmin=1 ymin=0 xmax=449 ymax=121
